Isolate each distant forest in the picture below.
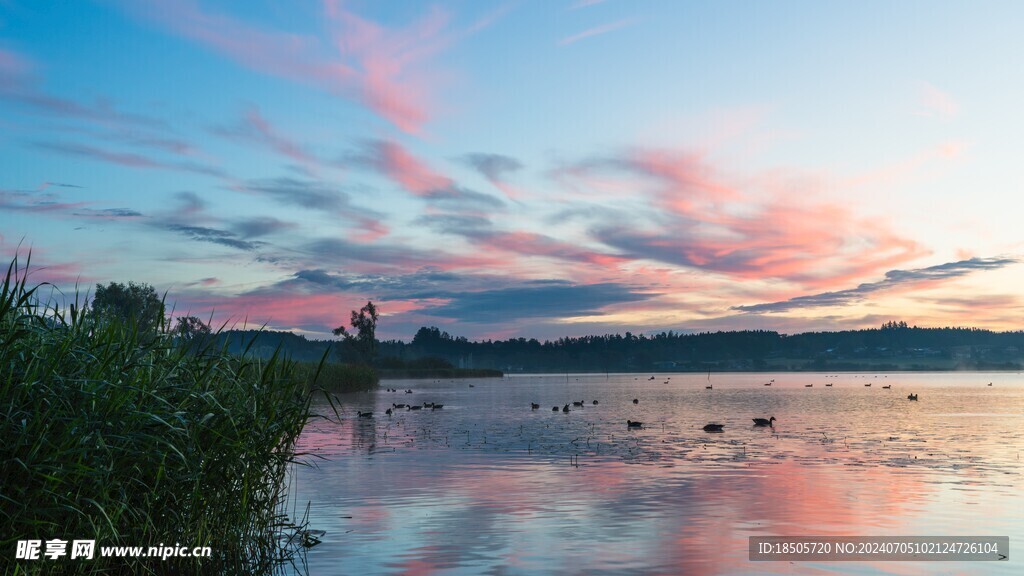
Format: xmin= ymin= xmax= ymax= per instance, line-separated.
xmin=217 ymin=321 xmax=1024 ymax=372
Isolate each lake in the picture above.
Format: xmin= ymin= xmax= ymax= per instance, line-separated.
xmin=289 ymin=372 xmax=1023 ymax=575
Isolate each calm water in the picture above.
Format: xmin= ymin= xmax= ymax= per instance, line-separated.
xmin=289 ymin=372 xmax=1024 ymax=575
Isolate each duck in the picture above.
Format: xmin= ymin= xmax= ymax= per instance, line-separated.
xmin=805 ymin=384 xmax=813 ymax=387
xmin=592 ymin=400 xmax=599 ymax=405
xmin=649 ymin=376 xmax=655 ymax=380
xmin=907 ymin=393 xmax=918 ymax=401
xmin=703 ymin=423 xmax=725 ymax=432
xmin=706 ymin=385 xmax=713 ymax=390
xmin=393 ymin=403 xmax=407 ymax=409
xmin=825 ymin=383 xmax=833 ymax=387
xmin=552 ymin=406 xmax=559 ymax=411
xmin=405 ymin=389 xmax=413 ymax=394
xmin=632 ymin=398 xmax=639 ymax=404
xmin=531 ymin=403 xmax=540 ymax=410
xmin=627 ymin=420 xmax=643 ymax=428
xmin=572 ymin=400 xmax=585 ymax=407
xmin=752 ymin=416 xmax=776 ymax=427
xmin=469 ymin=384 xmax=475 ymax=388
xmin=882 ymin=385 xmax=891 ymax=389
xmin=385 ymin=408 xmax=393 ymax=416
xmin=408 ymin=405 xmax=422 ymax=411
xmin=423 ymin=402 xmax=434 ymax=408
xmin=562 ymin=404 xmax=571 ymax=413
xmin=864 ymin=383 xmax=871 ymax=387
xmin=431 ymin=404 xmax=444 ymax=410
xmin=357 ymin=411 xmax=373 ymax=418
xmin=764 ymin=382 xmax=772 ymax=386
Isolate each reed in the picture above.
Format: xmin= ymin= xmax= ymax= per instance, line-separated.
xmin=0 ymin=256 xmax=316 ymax=575
xmin=291 ymin=361 xmax=379 ymax=393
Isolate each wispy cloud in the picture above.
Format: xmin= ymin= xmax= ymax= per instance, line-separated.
xmin=733 ymin=257 xmax=1019 ymax=313
xmin=234 ymin=177 xmax=388 ymax=239
xmin=559 ymin=18 xmax=638 ymax=46
xmin=460 ymin=153 xmax=524 ymax=198
xmin=213 ymin=106 xmax=320 ymax=171
xmin=418 ymin=282 xmax=654 ymax=323
xmin=0 ymin=48 xmax=164 ymax=129
xmin=120 ymin=0 xmax=493 ymax=133
xmin=164 ymin=224 xmax=266 ymax=251
xmin=34 ymin=141 xmax=224 ymax=177
xmin=557 ymin=147 xmax=927 ymax=288
xmin=355 ymin=139 xmax=504 ymax=209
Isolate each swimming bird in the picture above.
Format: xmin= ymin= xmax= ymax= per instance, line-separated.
xmin=627 ymin=420 xmax=643 ymax=428
xmin=405 ymin=389 xmax=413 ymax=394
xmin=632 ymin=398 xmax=639 ymax=404
xmin=805 ymin=384 xmax=813 ymax=387
xmin=393 ymin=403 xmax=407 ymax=409
xmin=825 ymin=383 xmax=833 ymax=387
xmin=764 ymin=382 xmax=772 ymax=386
xmin=385 ymin=408 xmax=393 ymax=416
xmin=357 ymin=411 xmax=373 ymax=418
xmin=988 ymin=382 xmax=993 ymax=386
xmin=423 ymin=402 xmax=434 ymax=408
xmin=572 ymin=400 xmax=585 ymax=407
xmin=907 ymin=393 xmax=918 ymax=401
xmin=531 ymin=403 xmax=540 ymax=410
xmin=408 ymin=405 xmax=422 ymax=411
xmin=592 ymin=400 xmax=599 ymax=405
xmin=562 ymin=404 xmax=571 ymax=413
xmin=469 ymin=384 xmax=475 ymax=388
xmin=552 ymin=406 xmax=559 ymax=411
xmin=752 ymin=416 xmax=776 ymax=427
xmin=649 ymin=376 xmax=655 ymax=380
xmin=882 ymin=385 xmax=891 ymax=389
xmin=431 ymin=404 xmax=444 ymax=410
xmin=706 ymin=385 xmax=713 ymax=389
xmin=864 ymin=383 xmax=871 ymax=387
xmin=703 ymin=423 xmax=725 ymax=432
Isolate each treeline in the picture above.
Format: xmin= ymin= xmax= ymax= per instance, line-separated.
xmin=218 ymin=323 xmax=1024 ymax=372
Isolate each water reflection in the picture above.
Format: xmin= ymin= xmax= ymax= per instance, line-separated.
xmin=291 ymin=372 xmax=1023 ymax=575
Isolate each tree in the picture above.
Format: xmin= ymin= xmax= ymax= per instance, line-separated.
xmin=90 ymin=281 xmax=164 ymax=334
xmin=173 ymin=315 xmax=212 ymax=340
xmin=333 ymin=301 xmax=379 ymax=365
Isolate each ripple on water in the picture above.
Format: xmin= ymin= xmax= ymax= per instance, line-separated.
xmin=291 ymin=372 xmax=1024 ymax=575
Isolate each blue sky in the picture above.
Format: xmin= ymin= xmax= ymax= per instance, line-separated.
xmin=2 ymin=1 xmax=1023 ymax=339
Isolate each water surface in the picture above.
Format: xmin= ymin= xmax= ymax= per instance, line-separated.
xmin=290 ymin=372 xmax=1024 ymax=574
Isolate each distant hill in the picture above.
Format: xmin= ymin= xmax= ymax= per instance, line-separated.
xmin=216 ymin=322 xmax=1024 ymax=372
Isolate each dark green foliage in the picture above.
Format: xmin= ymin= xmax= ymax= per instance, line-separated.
xmin=90 ymin=280 xmax=164 ymax=336
xmin=333 ymin=301 xmax=379 ymax=365
xmin=1 ymin=257 xmax=315 ymax=575
xmin=291 ymin=361 xmax=378 ymax=392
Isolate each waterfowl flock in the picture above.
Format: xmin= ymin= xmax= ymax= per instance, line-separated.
xmin=359 ymin=377 xmax=929 ymax=454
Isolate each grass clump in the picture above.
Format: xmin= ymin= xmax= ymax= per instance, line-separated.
xmin=0 ymin=257 xmax=316 ymax=575
xmin=292 ymin=361 xmax=378 ymax=393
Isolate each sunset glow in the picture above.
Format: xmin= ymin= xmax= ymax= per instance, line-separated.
xmin=3 ymin=1 xmax=1023 ymax=339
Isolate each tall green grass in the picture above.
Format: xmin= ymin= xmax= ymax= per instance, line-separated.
xmin=0 ymin=257 xmax=317 ymax=575
xmin=291 ymin=361 xmax=378 ymax=393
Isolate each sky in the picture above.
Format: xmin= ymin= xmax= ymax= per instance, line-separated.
xmin=2 ymin=0 xmax=1023 ymax=341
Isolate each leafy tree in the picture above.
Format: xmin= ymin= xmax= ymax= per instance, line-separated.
xmin=173 ymin=315 xmax=212 ymax=340
xmin=90 ymin=281 xmax=164 ymax=334
xmin=333 ymin=301 xmax=379 ymax=365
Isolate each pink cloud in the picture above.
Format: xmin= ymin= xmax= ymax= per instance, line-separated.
xmin=368 ymin=139 xmax=452 ymax=195
xmin=214 ymin=106 xmax=320 ymax=171
xmin=561 ymin=148 xmax=928 ymax=290
xmin=124 ymin=0 xmax=467 ymax=133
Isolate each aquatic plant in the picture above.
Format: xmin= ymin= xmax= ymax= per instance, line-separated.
xmin=0 ymin=256 xmax=317 ymax=574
